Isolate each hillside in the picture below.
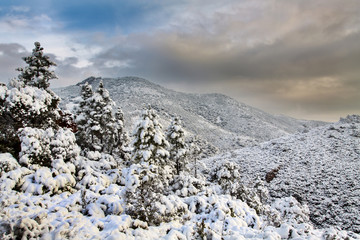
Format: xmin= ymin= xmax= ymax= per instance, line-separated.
xmin=203 ymin=115 xmax=360 ymax=233
xmin=55 ymin=76 xmax=325 ymax=152
xmin=1 ymin=76 xmax=359 ymax=239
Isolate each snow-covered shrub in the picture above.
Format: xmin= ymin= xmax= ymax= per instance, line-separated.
xmin=83 ymin=151 xmax=119 ymax=170
xmin=75 ymin=152 xmax=121 ymax=193
xmin=186 ymin=194 xmax=262 ymax=239
xmin=229 ymin=184 xmax=266 ymax=215
xmin=18 ymin=127 xmax=52 ymax=167
xmin=0 ymin=153 xmax=20 ymax=177
xmin=1 ymin=165 xmax=76 ymax=195
xmin=5 ymin=86 xmax=59 ymax=127
xmin=210 ymin=161 xmax=241 ymax=193
xmin=0 ymin=127 xmax=79 ymax=195
xmin=81 ymin=189 xmax=124 ymax=217
xmin=18 ymin=127 xmax=79 ymax=168
xmin=253 ymin=177 xmax=270 ymax=204
xmin=271 ymin=196 xmax=310 ymax=225
xmin=22 ymin=167 xmax=76 ymax=194
xmin=322 ymin=227 xmax=359 ymax=240
xmin=9 ymin=217 xmax=45 ymax=240
xmin=170 ymin=173 xmax=207 ymax=197
xmin=0 ymin=167 xmax=32 ymax=192
xmin=123 ymin=163 xmax=185 ymax=226
xmin=210 ymin=161 xmax=269 ymax=215
xmin=50 ymin=127 xmax=80 ymax=164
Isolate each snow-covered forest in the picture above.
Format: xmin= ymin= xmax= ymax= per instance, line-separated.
xmin=1 ymin=42 xmax=359 ymax=239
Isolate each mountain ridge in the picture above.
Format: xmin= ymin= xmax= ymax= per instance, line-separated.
xmin=55 ymin=76 xmax=327 ymax=152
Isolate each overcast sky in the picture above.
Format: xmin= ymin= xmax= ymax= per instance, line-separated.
xmin=1 ymin=0 xmax=359 ymax=121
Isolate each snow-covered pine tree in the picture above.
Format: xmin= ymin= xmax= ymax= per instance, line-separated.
xmin=0 ymin=42 xmax=80 ymax=194
xmin=15 ymin=42 xmax=57 ymax=90
xmin=114 ymin=107 xmax=129 ymax=159
xmin=167 ymin=117 xmax=188 ymax=175
xmin=0 ymin=42 xmax=63 ymax=158
xmin=187 ymin=136 xmax=202 ymax=178
xmin=130 ymin=106 xmax=170 ymax=166
xmin=94 ymin=80 xmax=117 ymax=153
xmin=6 ymin=42 xmax=61 ymax=129
xmin=125 ymin=107 xmax=186 ymax=226
xmin=75 ymin=82 xmax=94 ymax=151
xmin=76 ymin=80 xmax=127 ymax=156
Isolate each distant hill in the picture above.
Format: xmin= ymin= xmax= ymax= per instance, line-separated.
xmin=204 ymin=115 xmax=360 ymax=233
xmin=55 ymin=76 xmax=326 ymax=153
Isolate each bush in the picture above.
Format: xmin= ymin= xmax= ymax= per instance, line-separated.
xmin=210 ymin=161 xmax=268 ymax=214
xmin=123 ymin=163 xmax=185 ymax=226
xmin=0 ymin=127 xmax=79 ymax=195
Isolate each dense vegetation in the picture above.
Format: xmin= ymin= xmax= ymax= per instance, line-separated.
xmin=0 ymin=42 xmax=358 ymax=239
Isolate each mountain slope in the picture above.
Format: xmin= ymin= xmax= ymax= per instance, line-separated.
xmin=203 ymin=115 xmax=360 ymax=233
xmin=55 ymin=76 xmax=325 ymax=152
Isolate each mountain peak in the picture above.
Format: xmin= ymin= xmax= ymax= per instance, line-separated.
xmin=56 ymin=76 xmax=326 ymax=151
xmin=76 ymin=76 xmax=155 ymax=86
xmin=76 ymin=76 xmax=102 ymax=86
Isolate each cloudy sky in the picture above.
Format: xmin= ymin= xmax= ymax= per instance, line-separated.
xmin=1 ymin=0 xmax=359 ymax=121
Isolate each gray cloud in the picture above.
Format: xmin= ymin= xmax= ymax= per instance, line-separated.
xmin=0 ymin=43 xmax=28 ymax=83
xmin=1 ymin=0 xmax=360 ymax=121
xmin=84 ymin=0 xmax=360 ymax=121
xmin=0 ymin=44 xmax=96 ymax=88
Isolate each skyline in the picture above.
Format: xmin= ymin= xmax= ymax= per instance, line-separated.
xmin=0 ymin=0 xmax=360 ymax=121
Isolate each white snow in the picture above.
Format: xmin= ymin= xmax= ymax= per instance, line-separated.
xmin=203 ymin=115 xmax=360 ymax=233
xmin=1 ymin=77 xmax=359 ymax=239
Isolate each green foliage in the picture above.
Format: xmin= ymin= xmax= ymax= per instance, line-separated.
xmin=75 ymin=82 xmax=94 ymax=151
xmin=210 ymin=162 xmax=269 ymax=215
xmin=16 ymin=42 xmax=57 ymax=90
xmin=76 ymin=81 xmax=128 ymax=157
xmin=130 ymin=107 xmax=169 ymax=166
xmin=167 ymin=117 xmax=188 ymax=174
xmin=0 ymin=43 xmax=61 ymax=158
xmin=124 ymin=163 xmax=185 ymax=226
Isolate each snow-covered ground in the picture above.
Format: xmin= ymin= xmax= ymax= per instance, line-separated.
xmin=1 ymin=150 xmax=359 ymax=239
xmin=1 ymin=76 xmax=359 ymax=239
xmin=203 ymin=115 xmax=360 ymax=233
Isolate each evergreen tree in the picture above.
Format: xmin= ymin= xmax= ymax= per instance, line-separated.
xmin=75 ymin=82 xmax=94 ymax=151
xmin=16 ymin=42 xmax=57 ymax=90
xmin=125 ymin=107 xmax=185 ymax=226
xmin=167 ymin=117 xmax=188 ymax=175
xmin=187 ymin=136 xmax=202 ymax=178
xmin=0 ymin=42 xmax=62 ymax=158
xmin=75 ymin=80 xmax=128 ymax=156
xmin=114 ymin=107 xmax=129 ymax=159
xmin=95 ymin=81 xmax=116 ymax=153
xmin=130 ymin=106 xmax=170 ymax=166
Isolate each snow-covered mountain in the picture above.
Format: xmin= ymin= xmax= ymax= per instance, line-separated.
xmin=55 ymin=76 xmax=325 ymax=152
xmin=203 ymin=115 xmax=360 ymax=233
xmin=54 ymin=76 xmax=360 ymax=233
xmin=2 ymin=76 xmax=359 ymax=239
